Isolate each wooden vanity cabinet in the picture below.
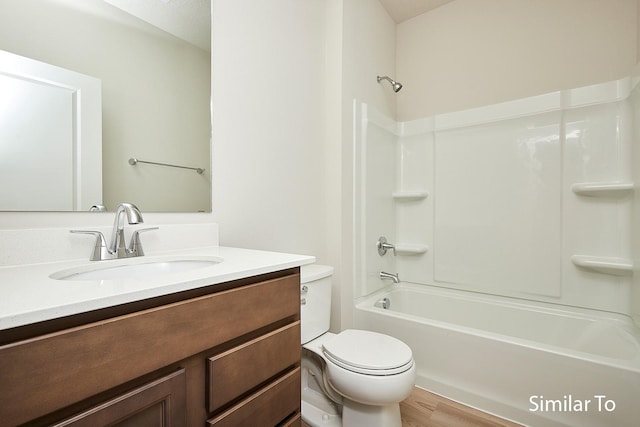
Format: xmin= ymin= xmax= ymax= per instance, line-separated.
xmin=0 ymin=268 xmax=302 ymax=427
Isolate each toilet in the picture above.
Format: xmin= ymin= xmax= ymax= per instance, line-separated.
xmin=300 ymin=264 xmax=416 ymax=427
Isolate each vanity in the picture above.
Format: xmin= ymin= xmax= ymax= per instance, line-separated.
xmin=0 ymin=240 xmax=314 ymax=427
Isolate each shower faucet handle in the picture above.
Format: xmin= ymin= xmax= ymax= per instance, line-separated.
xmin=377 ymin=236 xmax=396 ymax=256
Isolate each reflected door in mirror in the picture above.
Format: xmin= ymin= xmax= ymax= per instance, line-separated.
xmin=0 ymin=49 xmax=102 ymax=211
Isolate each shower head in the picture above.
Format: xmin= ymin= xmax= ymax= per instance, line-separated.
xmin=377 ymin=75 xmax=403 ymax=93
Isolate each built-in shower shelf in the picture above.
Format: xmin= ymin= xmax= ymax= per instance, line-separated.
xmin=392 ymin=191 xmax=428 ymax=201
xmin=571 ymin=255 xmax=633 ymax=276
xmin=571 ymin=182 xmax=634 ymax=197
xmin=395 ymin=244 xmax=429 ymax=255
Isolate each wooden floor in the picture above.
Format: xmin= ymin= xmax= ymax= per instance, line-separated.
xmin=301 ymin=386 xmax=522 ymax=427
xmin=400 ymin=387 xmax=523 ymax=427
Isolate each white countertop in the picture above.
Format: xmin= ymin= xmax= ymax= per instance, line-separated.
xmin=0 ymin=246 xmax=315 ymax=330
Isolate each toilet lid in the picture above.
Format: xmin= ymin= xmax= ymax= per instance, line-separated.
xmin=322 ymin=329 xmax=413 ymax=375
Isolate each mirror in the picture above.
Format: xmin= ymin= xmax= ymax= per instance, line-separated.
xmin=0 ymin=0 xmax=211 ymax=212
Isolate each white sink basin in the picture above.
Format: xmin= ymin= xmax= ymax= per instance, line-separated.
xmin=50 ymin=256 xmax=223 ymax=281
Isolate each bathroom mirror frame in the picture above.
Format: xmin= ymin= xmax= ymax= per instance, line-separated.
xmin=0 ymin=0 xmax=212 ymax=213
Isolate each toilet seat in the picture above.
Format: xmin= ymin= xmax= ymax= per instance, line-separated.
xmin=322 ymin=329 xmax=414 ymax=376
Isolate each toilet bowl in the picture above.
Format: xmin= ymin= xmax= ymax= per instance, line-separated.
xmin=300 ymin=265 xmax=416 ymax=427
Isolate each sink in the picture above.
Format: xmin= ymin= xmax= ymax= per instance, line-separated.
xmin=50 ymin=256 xmax=223 ymax=281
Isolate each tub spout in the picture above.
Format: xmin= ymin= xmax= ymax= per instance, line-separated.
xmin=380 ymin=271 xmax=400 ymax=284
xmin=375 ymin=297 xmax=391 ymax=309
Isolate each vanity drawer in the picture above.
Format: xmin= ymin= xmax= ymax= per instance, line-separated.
xmin=207 ymin=321 xmax=300 ymax=412
xmin=206 ymin=367 xmax=301 ymax=427
xmin=281 ymin=413 xmax=302 ymax=427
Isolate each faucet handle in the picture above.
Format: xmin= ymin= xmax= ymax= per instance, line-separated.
xmin=128 ymin=227 xmax=159 ymax=257
xmin=70 ymin=230 xmax=110 ymax=261
xmin=377 ymin=236 xmax=396 ymax=256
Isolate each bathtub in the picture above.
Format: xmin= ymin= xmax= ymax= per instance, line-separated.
xmin=354 ymin=283 xmax=640 ymax=427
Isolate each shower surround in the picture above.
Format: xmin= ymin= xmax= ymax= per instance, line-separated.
xmin=353 ymin=75 xmax=640 ymax=426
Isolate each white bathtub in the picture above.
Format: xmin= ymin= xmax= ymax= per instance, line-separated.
xmin=354 ymin=283 xmax=640 ymax=427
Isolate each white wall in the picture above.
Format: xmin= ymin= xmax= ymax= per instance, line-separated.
xmin=210 ymin=0 xmax=397 ymax=331
xmin=211 ymin=0 xmax=331 ymax=258
xmin=397 ymin=0 xmax=638 ymax=120
xmin=342 ymin=0 xmax=397 ymax=120
xmin=324 ymin=0 xmax=346 ymax=330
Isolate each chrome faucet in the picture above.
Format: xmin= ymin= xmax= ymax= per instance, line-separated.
xmin=379 ymin=271 xmax=400 ymax=284
xmin=71 ymin=202 xmax=158 ymax=261
xmin=109 ymin=203 xmax=144 ymax=257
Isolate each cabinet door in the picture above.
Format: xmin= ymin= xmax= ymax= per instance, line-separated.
xmin=53 ymin=369 xmax=186 ymax=427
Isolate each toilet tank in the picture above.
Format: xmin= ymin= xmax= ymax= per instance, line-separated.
xmin=300 ymin=264 xmax=333 ymax=344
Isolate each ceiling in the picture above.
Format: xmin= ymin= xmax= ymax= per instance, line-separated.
xmin=377 ymin=0 xmax=456 ymax=23
xmin=98 ymin=0 xmax=452 ymax=51
xmin=104 ymin=0 xmax=210 ymax=52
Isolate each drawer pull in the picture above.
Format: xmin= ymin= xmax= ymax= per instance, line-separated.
xmin=300 ymin=285 xmax=308 ymax=294
xmin=300 ymin=298 xmax=306 ymax=305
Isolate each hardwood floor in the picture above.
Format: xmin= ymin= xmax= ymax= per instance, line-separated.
xmin=400 ymin=387 xmax=523 ymax=427
xmin=301 ymin=386 xmax=523 ymax=427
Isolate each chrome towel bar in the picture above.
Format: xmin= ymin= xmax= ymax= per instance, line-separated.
xmin=128 ymin=157 xmax=205 ymax=174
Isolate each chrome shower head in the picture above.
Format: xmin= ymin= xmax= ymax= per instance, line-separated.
xmin=377 ymin=75 xmax=403 ymax=93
